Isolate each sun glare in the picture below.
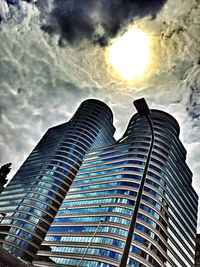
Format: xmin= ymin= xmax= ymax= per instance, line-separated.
xmin=107 ymin=27 xmax=150 ymax=81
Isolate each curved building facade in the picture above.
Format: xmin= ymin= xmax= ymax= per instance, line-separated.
xmin=34 ymin=104 xmax=197 ymax=267
xmin=119 ymin=109 xmax=198 ymax=267
xmin=0 ymin=99 xmax=115 ymax=261
xmin=0 ymin=99 xmax=198 ymax=267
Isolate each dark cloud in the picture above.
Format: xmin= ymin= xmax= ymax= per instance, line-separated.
xmin=6 ymin=0 xmax=34 ymax=4
xmin=6 ymin=0 xmax=19 ymax=5
xmin=38 ymin=0 xmax=166 ymax=46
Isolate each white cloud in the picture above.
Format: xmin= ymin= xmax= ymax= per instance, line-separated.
xmin=0 ymin=1 xmax=9 ymax=21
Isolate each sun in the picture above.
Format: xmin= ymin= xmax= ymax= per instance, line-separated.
xmin=107 ymin=27 xmax=150 ymax=81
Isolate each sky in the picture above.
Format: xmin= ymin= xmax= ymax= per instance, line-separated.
xmin=0 ymin=0 xmax=200 ymax=229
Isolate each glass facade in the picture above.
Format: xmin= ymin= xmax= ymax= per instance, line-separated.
xmin=0 ymin=99 xmax=115 ymax=261
xmin=0 ymin=99 xmax=198 ymax=267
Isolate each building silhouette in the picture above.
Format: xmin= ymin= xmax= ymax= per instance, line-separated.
xmin=0 ymin=163 xmax=12 ymax=194
xmin=0 ymin=99 xmax=198 ymax=267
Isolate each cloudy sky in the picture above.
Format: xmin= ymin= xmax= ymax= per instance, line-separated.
xmin=0 ymin=0 xmax=200 ymax=228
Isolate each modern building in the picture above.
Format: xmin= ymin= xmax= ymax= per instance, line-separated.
xmin=0 ymin=99 xmax=198 ymax=267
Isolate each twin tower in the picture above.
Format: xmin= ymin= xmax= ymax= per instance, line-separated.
xmin=0 ymin=99 xmax=198 ymax=267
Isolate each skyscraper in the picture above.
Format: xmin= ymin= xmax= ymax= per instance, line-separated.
xmin=0 ymin=99 xmax=198 ymax=267
xmin=0 ymin=99 xmax=115 ymax=262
